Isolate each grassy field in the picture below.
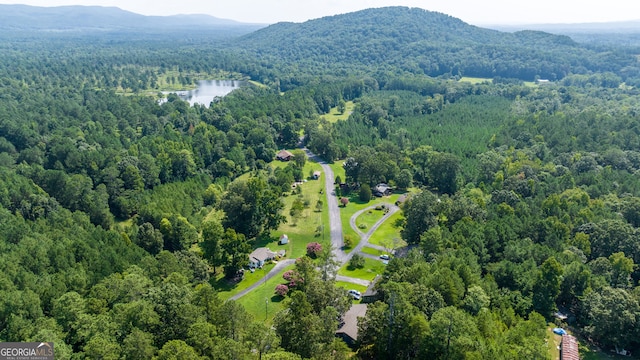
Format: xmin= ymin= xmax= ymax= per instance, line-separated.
xmin=213 ymin=155 xmax=329 ymax=298
xmin=355 ymin=206 xmax=389 ymax=232
xmin=214 ymin=262 xmax=277 ymax=300
xmin=367 ymin=211 xmax=406 ymax=248
xmin=338 ymin=257 xmax=386 ymax=281
xmin=459 ymin=77 xmax=492 ymax=84
xmin=235 ymin=264 xmax=295 ymax=324
xmin=360 ymin=246 xmax=385 ymax=257
xmin=266 ymin=159 xmax=330 ymax=259
xmin=545 ymin=326 xmax=561 ymax=360
xmin=339 ymin=192 xmax=403 ymax=249
xmin=322 ymin=101 xmax=355 ymax=123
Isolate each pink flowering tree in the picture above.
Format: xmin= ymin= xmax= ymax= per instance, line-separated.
xmin=274 ymin=284 xmax=289 ymax=297
xmin=306 ymin=242 xmax=323 ymax=258
xmin=283 ymin=269 xmax=303 ymax=287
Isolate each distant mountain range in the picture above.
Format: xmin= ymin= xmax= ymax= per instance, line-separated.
xmin=235 ymin=7 xmax=631 ymax=80
xmin=0 ymin=4 xmax=265 ymax=33
xmin=489 ymin=20 xmax=640 ymax=34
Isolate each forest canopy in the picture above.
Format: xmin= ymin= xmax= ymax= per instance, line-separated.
xmin=0 ymin=5 xmax=639 ymax=360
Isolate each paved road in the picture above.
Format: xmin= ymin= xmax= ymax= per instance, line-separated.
xmin=228 ymin=259 xmax=296 ymax=301
xmin=230 ymin=149 xmax=400 ymax=300
xmin=303 ymin=148 xmax=349 ymax=264
xmin=347 ymin=203 xmax=399 ymax=264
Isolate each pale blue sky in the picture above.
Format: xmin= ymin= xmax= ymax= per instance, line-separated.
xmin=0 ymin=0 xmax=638 ymax=25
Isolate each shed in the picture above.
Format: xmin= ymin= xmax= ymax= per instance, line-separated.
xmin=279 ymin=234 xmax=289 ymax=245
xmin=276 ymin=149 xmax=293 ymax=161
xmin=560 ymin=334 xmax=579 ymax=360
xmin=336 ymin=304 xmax=368 ymax=347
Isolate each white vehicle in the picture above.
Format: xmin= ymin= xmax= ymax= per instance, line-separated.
xmin=348 ymin=289 xmax=361 ymax=300
xmin=380 ymin=254 xmax=390 ymax=260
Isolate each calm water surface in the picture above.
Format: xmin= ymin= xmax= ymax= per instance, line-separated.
xmin=168 ymin=80 xmax=243 ymax=107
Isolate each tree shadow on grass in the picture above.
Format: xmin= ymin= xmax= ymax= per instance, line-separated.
xmin=270 ymin=295 xmax=285 ymax=303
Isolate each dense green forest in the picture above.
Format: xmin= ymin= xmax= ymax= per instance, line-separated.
xmin=1 ymin=5 xmax=640 ymax=360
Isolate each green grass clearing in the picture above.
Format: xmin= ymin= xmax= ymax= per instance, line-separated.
xmin=368 ymin=211 xmax=406 ymax=249
xmin=355 ymin=207 xmax=388 ymax=232
xmin=214 ymin=262 xmax=277 ymax=300
xmin=236 ymin=264 xmax=295 ymax=325
xmin=459 ymin=77 xmax=492 ymax=84
xmin=339 ymin=191 xmax=403 ymax=250
xmin=338 ymin=257 xmax=386 ymax=281
xmin=322 ymin=101 xmax=355 ymax=123
xmin=360 ymin=246 xmax=385 ymax=257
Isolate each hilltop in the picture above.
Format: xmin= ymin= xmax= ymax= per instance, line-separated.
xmin=235 ymin=6 xmax=634 ymax=80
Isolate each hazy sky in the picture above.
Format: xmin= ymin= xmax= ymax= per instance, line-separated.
xmin=1 ymin=0 xmax=639 ymax=25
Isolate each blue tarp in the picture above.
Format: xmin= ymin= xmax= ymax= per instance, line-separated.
xmin=553 ymin=328 xmax=567 ymax=335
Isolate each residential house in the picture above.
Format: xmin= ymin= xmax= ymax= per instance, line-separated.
xmin=373 ymin=183 xmax=393 ymax=197
xmin=336 ymin=304 xmax=368 ymax=347
xmin=248 ymin=247 xmax=279 ymax=268
xmin=362 ymin=275 xmax=382 ymax=303
xmin=276 ymin=149 xmax=294 ymax=161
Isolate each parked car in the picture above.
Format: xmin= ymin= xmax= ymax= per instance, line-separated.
xmin=348 ymin=289 xmax=361 ymax=300
xmin=380 ymin=254 xmax=390 ymax=260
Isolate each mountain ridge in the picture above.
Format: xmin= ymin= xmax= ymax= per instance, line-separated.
xmin=0 ymin=4 xmax=265 ymax=32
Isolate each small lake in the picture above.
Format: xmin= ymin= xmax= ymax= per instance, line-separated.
xmin=164 ymin=80 xmax=244 ymax=107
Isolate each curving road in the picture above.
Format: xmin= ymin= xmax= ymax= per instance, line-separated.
xmin=230 ymin=148 xmax=400 ymax=300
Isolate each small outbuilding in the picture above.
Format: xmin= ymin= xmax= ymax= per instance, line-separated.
xmin=560 ymin=334 xmax=579 ymax=360
xmin=279 ymin=234 xmax=289 ymax=245
xmin=276 ymin=149 xmax=294 ymax=161
xmin=313 ymin=171 xmax=322 ymax=180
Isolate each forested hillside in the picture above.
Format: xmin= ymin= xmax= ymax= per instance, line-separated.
xmin=237 ymin=7 xmax=640 ymax=82
xmin=0 ymin=5 xmax=639 ymax=360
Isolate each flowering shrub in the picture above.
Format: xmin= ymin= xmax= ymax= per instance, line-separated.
xmin=306 ymin=242 xmax=322 ymax=257
xmin=274 ymin=284 xmax=289 ymax=296
xmin=283 ymin=270 xmax=295 ymax=281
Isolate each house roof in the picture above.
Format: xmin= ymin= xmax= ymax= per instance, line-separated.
xmin=336 ymin=304 xmax=368 ymax=342
xmin=249 ymin=247 xmax=277 ymax=262
xmin=363 ymin=275 xmax=381 ymax=297
xmin=276 ymin=149 xmax=293 ymax=159
xmin=561 ymin=335 xmax=579 ymax=360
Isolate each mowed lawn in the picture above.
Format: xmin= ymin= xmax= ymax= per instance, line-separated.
xmin=338 ymin=257 xmax=386 ymax=281
xmin=214 ymin=155 xmax=329 ymax=298
xmin=322 ymin=101 xmax=355 ymax=123
xmin=355 ymin=206 xmax=388 ymax=232
xmin=214 ymin=262 xmax=277 ymax=300
xmin=339 ymin=192 xmax=403 ymax=249
xmin=235 ymin=264 xmax=295 ymax=324
xmin=367 ymin=211 xmax=406 ymax=249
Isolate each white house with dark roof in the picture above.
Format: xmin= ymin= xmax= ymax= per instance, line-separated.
xmin=248 ymin=247 xmax=280 ymax=268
